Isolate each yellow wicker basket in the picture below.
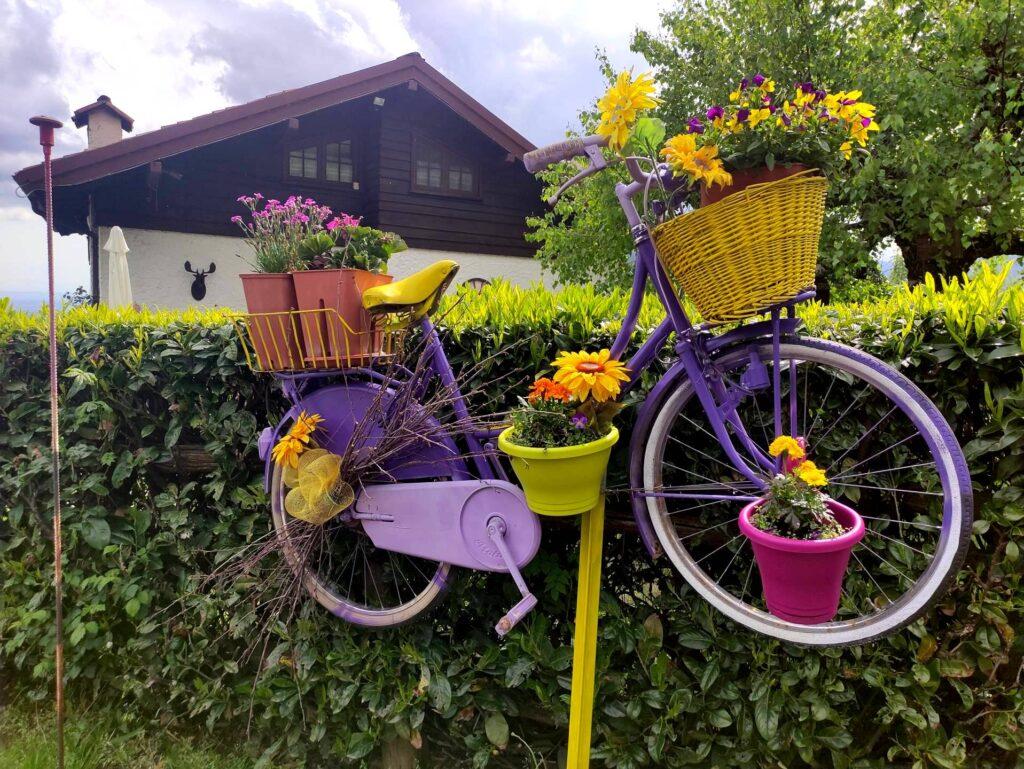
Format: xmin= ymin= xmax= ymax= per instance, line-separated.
xmin=651 ymin=171 xmax=828 ymax=323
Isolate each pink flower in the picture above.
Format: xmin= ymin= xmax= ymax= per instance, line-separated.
xmin=254 ymin=192 xmax=263 ymax=200
xmin=230 ymin=215 xmax=243 ymax=223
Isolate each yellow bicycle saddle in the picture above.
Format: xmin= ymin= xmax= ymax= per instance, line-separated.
xmin=362 ymin=260 xmax=460 ymax=326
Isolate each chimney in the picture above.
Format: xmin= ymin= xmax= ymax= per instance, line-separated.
xmin=71 ymin=95 xmax=134 ymax=149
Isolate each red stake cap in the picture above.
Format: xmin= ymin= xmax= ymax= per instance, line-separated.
xmin=29 ymin=115 xmax=63 ymax=148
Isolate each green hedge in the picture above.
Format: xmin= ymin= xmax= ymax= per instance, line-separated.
xmin=1 ymin=272 xmax=1022 ymax=768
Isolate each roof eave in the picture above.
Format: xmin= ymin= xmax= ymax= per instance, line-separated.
xmin=13 ymin=53 xmax=536 ymax=196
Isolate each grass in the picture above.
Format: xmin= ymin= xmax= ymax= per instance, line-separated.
xmin=0 ymin=702 xmax=252 ymax=769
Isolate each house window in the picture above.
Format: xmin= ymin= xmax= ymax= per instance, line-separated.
xmin=286 ymin=138 xmax=354 ymax=184
xmin=412 ymin=137 xmax=477 ymax=196
xmin=288 ymin=146 xmax=318 ymax=179
xmin=325 ymin=140 xmax=353 ymax=183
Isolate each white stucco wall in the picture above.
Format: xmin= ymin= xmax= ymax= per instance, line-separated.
xmin=96 ymin=227 xmax=551 ymax=310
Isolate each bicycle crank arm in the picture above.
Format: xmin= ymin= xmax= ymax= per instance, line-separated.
xmin=487 ymin=516 xmax=539 ymax=636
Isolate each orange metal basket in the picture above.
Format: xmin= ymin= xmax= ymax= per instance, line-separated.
xmin=232 ymin=308 xmax=401 ymax=373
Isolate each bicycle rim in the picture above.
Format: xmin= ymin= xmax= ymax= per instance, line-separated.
xmin=270 ymin=463 xmax=453 ymax=628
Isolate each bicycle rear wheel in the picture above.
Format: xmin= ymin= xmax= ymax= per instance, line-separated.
xmin=637 ymin=337 xmax=972 ymax=646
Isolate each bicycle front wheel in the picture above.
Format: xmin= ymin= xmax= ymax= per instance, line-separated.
xmin=637 ymin=337 xmax=972 ymax=646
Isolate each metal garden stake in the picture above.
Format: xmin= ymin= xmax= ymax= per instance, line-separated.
xmin=30 ymin=114 xmax=65 ymax=769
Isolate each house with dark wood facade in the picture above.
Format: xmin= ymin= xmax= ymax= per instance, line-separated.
xmin=14 ymin=53 xmax=546 ymax=309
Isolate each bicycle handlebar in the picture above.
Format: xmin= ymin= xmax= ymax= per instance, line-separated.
xmin=523 ymin=134 xmax=609 ymax=173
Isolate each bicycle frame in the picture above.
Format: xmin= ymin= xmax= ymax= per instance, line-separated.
xmin=268 ymin=168 xmax=807 ymax=558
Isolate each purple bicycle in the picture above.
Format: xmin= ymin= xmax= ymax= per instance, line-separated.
xmin=256 ymin=135 xmax=971 ymax=647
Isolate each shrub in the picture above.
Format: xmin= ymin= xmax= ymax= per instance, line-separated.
xmin=1 ymin=270 xmax=1022 ymax=768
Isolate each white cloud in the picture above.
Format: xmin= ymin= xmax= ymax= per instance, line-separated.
xmin=1 ymin=0 xmax=667 ymax=290
xmin=517 ymin=36 xmax=560 ymax=71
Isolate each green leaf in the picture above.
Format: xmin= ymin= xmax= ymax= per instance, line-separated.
xmin=81 ymin=519 xmax=111 ymax=550
xmin=346 ymin=732 xmax=375 ymax=760
xmin=484 ymin=712 xmax=509 ymax=749
xmin=754 ymin=694 xmax=779 ymax=739
xmin=624 ymin=117 xmax=667 ymax=155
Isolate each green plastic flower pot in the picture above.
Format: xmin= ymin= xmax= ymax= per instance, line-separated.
xmin=498 ymin=427 xmax=619 ymax=517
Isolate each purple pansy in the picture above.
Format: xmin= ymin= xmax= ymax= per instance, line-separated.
xmin=706 ymin=105 xmax=724 ymax=121
xmin=736 ymin=108 xmax=750 ymax=122
xmin=687 ymin=117 xmax=705 ymax=134
xmin=740 ymin=77 xmax=749 ymax=90
xmin=571 ymin=413 xmax=589 ymax=429
xmin=753 ymin=73 xmax=765 ymax=87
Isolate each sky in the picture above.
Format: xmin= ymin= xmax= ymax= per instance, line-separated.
xmin=0 ymin=0 xmax=666 ymax=296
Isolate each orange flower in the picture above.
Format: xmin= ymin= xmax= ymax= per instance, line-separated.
xmin=528 ymin=377 xmax=571 ymax=403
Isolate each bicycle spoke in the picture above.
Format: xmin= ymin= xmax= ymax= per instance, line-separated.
xmin=718 ymin=538 xmax=747 ymax=586
xmin=824 ymin=405 xmax=898 ymax=473
xmin=805 ymin=369 xmax=839 ymax=442
xmin=864 ymin=528 xmax=932 ymax=558
xmin=830 ymin=481 xmax=942 ymax=496
xmin=831 ymin=460 xmax=936 ymax=483
xmin=858 ymin=514 xmax=941 ymax=530
xmin=694 ymin=534 xmax=742 ymax=565
xmin=852 ymin=550 xmax=891 ymax=605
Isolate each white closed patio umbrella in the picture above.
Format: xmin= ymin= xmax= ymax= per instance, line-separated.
xmin=103 ymin=226 xmax=133 ymax=306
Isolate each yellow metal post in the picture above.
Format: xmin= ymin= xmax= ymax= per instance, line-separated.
xmin=566 ymin=494 xmax=605 ymax=769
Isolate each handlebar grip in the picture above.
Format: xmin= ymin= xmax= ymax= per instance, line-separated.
xmin=523 ymin=138 xmax=586 ymax=173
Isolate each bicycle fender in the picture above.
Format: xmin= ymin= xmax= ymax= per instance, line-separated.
xmin=261 ymin=380 xmax=469 ymax=492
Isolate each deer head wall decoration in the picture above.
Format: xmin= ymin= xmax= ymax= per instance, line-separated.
xmin=184 ymin=261 xmax=215 ymax=301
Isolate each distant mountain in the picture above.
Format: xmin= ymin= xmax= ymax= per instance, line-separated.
xmin=2 ymin=291 xmax=48 ymax=312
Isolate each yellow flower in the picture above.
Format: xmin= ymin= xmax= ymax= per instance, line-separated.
xmin=596 ymin=71 xmax=660 ymax=151
xmin=289 ymin=411 xmax=324 ymax=442
xmin=840 ymin=140 xmax=853 ymax=160
xmin=272 ymin=434 xmax=305 ymax=468
xmin=849 ymin=117 xmax=880 ymax=146
xmin=768 ymin=435 xmax=805 ymax=460
xmin=747 ymin=108 xmax=772 ymax=128
xmin=552 ymin=349 xmax=630 ymax=403
xmin=272 ymin=411 xmax=324 ymax=467
xmin=758 ymin=78 xmax=775 ymax=93
xmin=661 ymin=135 xmax=732 ymax=188
xmin=660 ymin=132 xmax=697 ymax=169
xmin=795 ymin=460 xmax=828 ymax=487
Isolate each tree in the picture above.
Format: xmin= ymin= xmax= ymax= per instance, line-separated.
xmin=528 ymin=0 xmax=1023 ymax=289
xmin=633 ymin=0 xmax=1024 ymax=281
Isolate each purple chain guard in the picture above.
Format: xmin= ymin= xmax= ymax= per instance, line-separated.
xmin=357 ymin=479 xmax=541 ymax=571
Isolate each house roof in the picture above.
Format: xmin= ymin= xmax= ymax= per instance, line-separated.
xmin=71 ymin=95 xmax=135 ymax=132
xmin=13 ymin=53 xmax=535 ymax=195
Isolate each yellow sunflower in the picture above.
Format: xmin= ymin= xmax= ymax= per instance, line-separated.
xmin=552 ymin=349 xmax=630 ymax=403
xmin=662 ymin=135 xmax=732 ymax=188
xmin=596 ymin=71 xmax=660 ymax=152
xmin=660 ymin=133 xmax=697 ymax=174
xmin=271 ymin=411 xmax=324 ymax=468
xmin=272 ymin=434 xmax=305 ymax=468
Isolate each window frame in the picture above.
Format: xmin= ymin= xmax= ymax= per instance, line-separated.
xmin=410 ymin=134 xmax=480 ymax=199
xmin=283 ymin=135 xmax=356 ymax=187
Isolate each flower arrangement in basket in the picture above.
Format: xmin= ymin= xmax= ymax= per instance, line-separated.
xmin=592 ymin=71 xmax=881 ymax=323
xmin=738 ymin=436 xmax=865 ymax=624
xmin=499 ymin=350 xmax=629 ymax=516
xmin=232 ymin=194 xmax=406 ymax=369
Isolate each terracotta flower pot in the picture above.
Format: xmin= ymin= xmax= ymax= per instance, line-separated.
xmin=700 ymin=163 xmax=810 ymax=207
xmin=291 ymin=269 xmax=393 ymax=366
xmin=738 ymin=498 xmax=865 ymax=624
xmin=239 ymin=272 xmax=302 ymax=371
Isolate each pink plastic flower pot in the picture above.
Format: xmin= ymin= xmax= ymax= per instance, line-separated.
xmin=738 ymin=498 xmax=865 ymax=625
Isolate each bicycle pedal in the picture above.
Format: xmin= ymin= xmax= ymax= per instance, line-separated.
xmin=495 ymin=594 xmax=538 ymax=637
